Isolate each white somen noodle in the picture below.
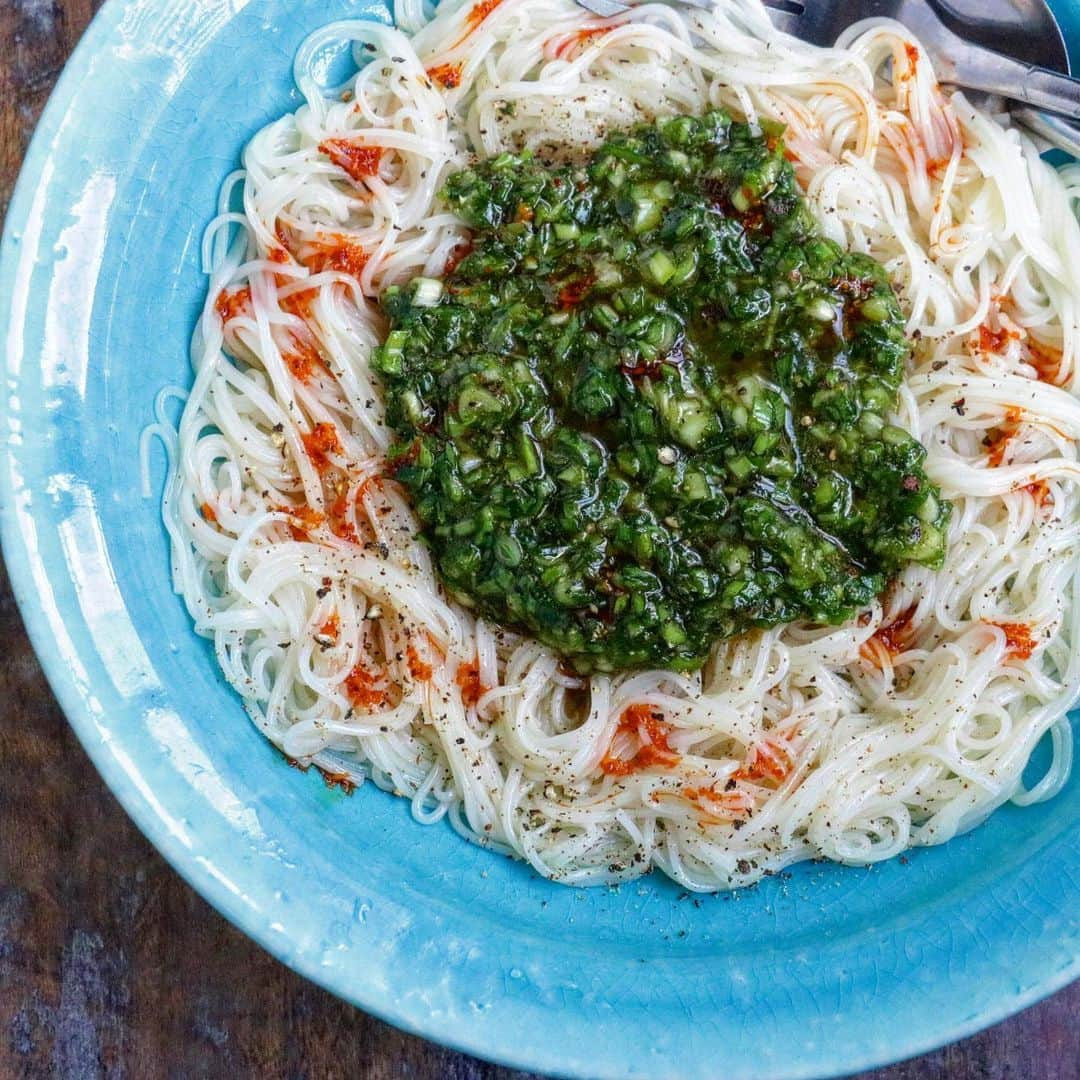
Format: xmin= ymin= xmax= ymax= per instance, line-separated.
xmin=156 ymin=0 xmax=1080 ymax=889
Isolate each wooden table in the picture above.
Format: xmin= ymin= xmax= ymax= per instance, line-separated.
xmin=1 ymin=2 xmax=1076 ymax=1076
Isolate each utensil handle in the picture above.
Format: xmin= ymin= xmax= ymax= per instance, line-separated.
xmin=1011 ymin=107 xmax=1080 ymax=159
xmin=946 ymin=50 xmax=1080 ymax=120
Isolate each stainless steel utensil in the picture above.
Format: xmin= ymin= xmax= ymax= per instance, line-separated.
xmin=931 ymin=0 xmax=1077 ymax=155
xmin=764 ymin=0 xmax=1078 ymax=116
xmin=572 ymin=0 xmax=1080 ymax=154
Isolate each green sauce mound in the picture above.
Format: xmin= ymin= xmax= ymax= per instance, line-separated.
xmin=373 ymin=111 xmax=948 ymax=673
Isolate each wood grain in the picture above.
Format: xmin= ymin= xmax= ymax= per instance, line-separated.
xmin=0 ymin=3 xmax=1076 ymax=1076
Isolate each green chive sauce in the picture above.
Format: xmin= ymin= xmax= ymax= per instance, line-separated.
xmin=373 ymin=111 xmax=948 ymax=673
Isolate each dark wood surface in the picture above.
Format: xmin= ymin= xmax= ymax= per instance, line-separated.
xmin=1 ymin=1 xmax=1076 ymax=1076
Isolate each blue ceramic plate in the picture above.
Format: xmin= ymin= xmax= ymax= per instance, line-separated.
xmin=2 ymin=3 xmax=1078 ymax=1077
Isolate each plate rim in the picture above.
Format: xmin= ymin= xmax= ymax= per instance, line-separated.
xmin=1 ymin=1 xmax=1076 ymax=1076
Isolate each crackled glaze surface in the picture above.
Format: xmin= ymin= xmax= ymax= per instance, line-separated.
xmin=0 ymin=1 xmax=1077 ymax=1077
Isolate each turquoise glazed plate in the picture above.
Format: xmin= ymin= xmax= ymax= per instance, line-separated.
xmin=2 ymin=2 xmax=1078 ymax=1077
